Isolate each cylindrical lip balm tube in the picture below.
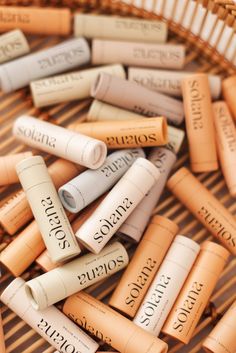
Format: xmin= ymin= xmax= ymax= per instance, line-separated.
xmin=109 ymin=215 xmax=179 ymax=318
xmin=16 ymin=155 xmax=81 ymax=263
xmin=213 ymin=101 xmax=236 ymax=197
xmin=90 ymin=73 xmax=184 ymax=125
xmin=133 ymin=235 xmax=200 ymax=336
xmin=25 ymin=241 xmax=129 ymax=311
xmin=58 ymin=148 xmax=145 ymax=213
xmin=202 ymin=300 xmax=236 ymax=353
xmin=0 ymin=29 xmax=30 ymax=64
xmin=13 ymin=115 xmax=107 ymax=169
xmin=0 ymin=312 xmax=5 ymax=353
xmin=182 ymin=73 xmax=218 ymax=172
xmin=167 ymin=167 xmax=236 ymax=255
xmin=0 ymin=37 xmax=90 ymax=93
xmin=0 ymin=151 xmax=32 ymax=185
xmin=30 ymin=64 xmax=125 ymax=108
xmin=162 ymin=241 xmax=230 ymax=344
xmin=222 ymin=75 xmax=236 ymax=121
xmin=63 ymin=291 xmax=168 ymax=353
xmin=76 ymin=157 xmax=160 ymax=254
xmin=1 ymin=278 xmax=99 ymax=353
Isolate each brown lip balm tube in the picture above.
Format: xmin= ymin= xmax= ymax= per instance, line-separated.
xmin=167 ymin=167 xmax=236 ymax=255
xmin=0 ymin=151 xmax=32 ymax=186
xmin=222 ymin=76 xmax=236 ymax=121
xmin=182 ymin=73 xmax=218 ymax=172
xmin=63 ymin=291 xmax=168 ymax=353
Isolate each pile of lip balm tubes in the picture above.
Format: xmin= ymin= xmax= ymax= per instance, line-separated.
xmin=0 ymin=5 xmax=235 ymax=353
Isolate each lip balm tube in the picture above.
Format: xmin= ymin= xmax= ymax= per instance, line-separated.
xmin=69 ymin=117 xmax=168 ymax=149
xmin=16 ymin=155 xmax=81 ymax=263
xmin=0 ymin=312 xmax=5 ymax=353
xmin=59 ymin=149 xmax=145 ymax=213
xmin=92 ymin=40 xmax=185 ymax=70
xmin=13 ymin=116 xmax=107 ymax=169
xmin=0 ymin=29 xmax=30 ymax=64
xmin=118 ymin=147 xmax=177 ymax=242
xmin=162 ymin=241 xmax=230 ymax=344
xmin=1 ymin=278 xmax=99 ymax=353
xmin=222 ymin=76 xmax=236 ymax=120
xmin=0 ymin=37 xmax=90 ymax=93
xmin=182 ymin=73 xmax=218 ymax=172
xmin=0 ymin=7 xmax=71 ymax=35
xmin=213 ymin=101 xmax=236 ymax=197
xmin=76 ymin=157 xmax=160 ymax=254
xmin=63 ymin=291 xmax=168 ymax=353
xmin=30 ymin=64 xmax=125 ymax=108
xmin=167 ymin=167 xmax=236 ymax=255
xmin=202 ymin=300 xmax=236 ymax=353
xmin=0 ymin=151 xmax=32 ymax=185
xmin=133 ymin=235 xmax=200 ymax=336
xmin=109 ymin=216 xmax=178 ymax=317
xmin=128 ymin=68 xmax=222 ymax=100
xmin=91 ymin=73 xmax=184 ymax=125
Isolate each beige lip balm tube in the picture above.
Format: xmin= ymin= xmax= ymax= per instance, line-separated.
xmin=25 ymin=241 xmax=128 ymax=311
xmin=63 ymin=291 xmax=168 ymax=353
xmin=13 ymin=116 xmax=107 ymax=169
xmin=0 ymin=37 xmax=90 ymax=93
xmin=0 ymin=29 xmax=30 ymax=64
xmin=76 ymin=157 xmax=160 ymax=254
xmin=202 ymin=300 xmax=236 ymax=353
xmin=182 ymin=73 xmax=218 ymax=172
xmin=30 ymin=64 xmax=125 ymax=108
xmin=109 ymin=216 xmax=178 ymax=318
xmin=16 ymin=155 xmax=81 ymax=263
xmin=92 ymin=40 xmax=185 ymax=70
xmin=222 ymin=76 xmax=236 ymax=121
xmin=0 ymin=312 xmax=5 ymax=353
xmin=1 ymin=278 xmax=99 ymax=353
xmin=167 ymin=167 xmax=236 ymax=255
xmin=91 ymin=73 xmax=184 ymax=125
xmin=0 ymin=151 xmax=32 ymax=185
xmin=162 ymin=241 xmax=230 ymax=344
xmin=213 ymin=101 xmax=236 ymax=197
xmin=59 ymin=149 xmax=144 ymax=213
xmin=133 ymin=235 xmax=200 ymax=336
xmin=0 ymin=7 xmax=71 ymax=35
xmin=69 ymin=117 xmax=168 ymax=149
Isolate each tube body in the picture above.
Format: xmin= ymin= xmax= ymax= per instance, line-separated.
xmin=0 ymin=151 xmax=32 ymax=185
xmin=0 ymin=29 xmax=30 ymax=64
xmin=222 ymin=76 xmax=236 ymax=120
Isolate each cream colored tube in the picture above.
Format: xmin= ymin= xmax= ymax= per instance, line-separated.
xmin=0 ymin=29 xmax=30 ymax=64
xmin=25 ymin=242 xmax=128 ymax=311
xmin=76 ymin=158 xmax=160 ymax=254
xmin=0 ymin=151 xmax=32 ymax=185
xmin=1 ymin=278 xmax=99 ymax=353
xmin=59 ymin=149 xmax=144 ymax=213
xmin=0 ymin=37 xmax=90 ymax=93
xmin=13 ymin=116 xmax=107 ymax=169
xmin=30 ymin=64 xmax=125 ymax=108
xmin=16 ymin=156 xmax=80 ymax=263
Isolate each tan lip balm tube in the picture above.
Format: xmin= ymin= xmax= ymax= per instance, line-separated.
xmin=0 ymin=312 xmax=5 ymax=353
xmin=182 ymin=73 xmax=218 ymax=172
xmin=0 ymin=37 xmax=90 ymax=93
xmin=0 ymin=7 xmax=71 ymax=35
xmin=213 ymin=101 xmax=236 ymax=197
xmin=13 ymin=116 xmax=107 ymax=169
xmin=222 ymin=76 xmax=236 ymax=121
xmin=30 ymin=64 xmax=125 ymax=108
xmin=1 ymin=278 xmax=99 ymax=353
xmin=0 ymin=151 xmax=32 ymax=185
xmin=92 ymin=39 xmax=185 ymax=70
xmin=59 ymin=149 xmax=145 ymax=213
xmin=25 ymin=241 xmax=128 ymax=311
xmin=16 ymin=155 xmax=81 ymax=263
xmin=118 ymin=147 xmax=177 ymax=242
xmin=162 ymin=241 xmax=230 ymax=344
xmin=63 ymin=291 xmax=168 ymax=353
xmin=109 ymin=215 xmax=178 ymax=317
xmin=69 ymin=117 xmax=168 ymax=149
xmin=167 ymin=167 xmax=236 ymax=255
xmin=0 ymin=29 xmax=30 ymax=64
xmin=202 ymin=300 xmax=236 ymax=353
xmin=76 ymin=157 xmax=160 ymax=254
xmin=133 ymin=235 xmax=200 ymax=336
xmin=91 ymin=73 xmax=184 ymax=125
xmin=128 ymin=68 xmax=222 ymax=100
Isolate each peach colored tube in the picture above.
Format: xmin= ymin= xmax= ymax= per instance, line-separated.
xmin=222 ymin=75 xmax=236 ymax=121
xmin=162 ymin=241 xmax=230 ymax=344
xmin=91 ymin=73 xmax=184 ymax=125
xmin=63 ymin=291 xmax=168 ymax=353
xmin=0 ymin=151 xmax=32 ymax=185
xmin=0 ymin=312 xmax=5 ymax=353
xmin=167 ymin=167 xmax=236 ymax=255
xmin=0 ymin=29 xmax=30 ymax=64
